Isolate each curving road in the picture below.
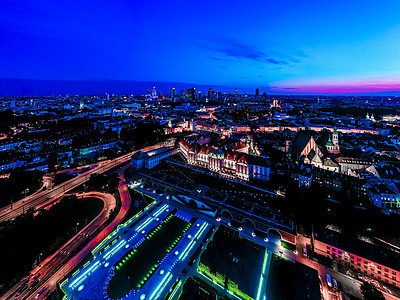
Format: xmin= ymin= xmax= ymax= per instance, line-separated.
xmin=21 ymin=163 xmax=133 ymax=300
xmin=1 ymin=142 xmax=172 ymax=299
xmin=3 ymin=191 xmax=116 ymax=300
xmin=0 ymin=142 xmax=166 ymax=223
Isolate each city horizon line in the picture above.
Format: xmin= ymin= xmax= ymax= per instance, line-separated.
xmin=0 ymin=77 xmax=400 ymax=98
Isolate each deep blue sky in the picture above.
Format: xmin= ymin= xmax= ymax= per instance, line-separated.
xmin=1 ymin=0 xmax=400 ymax=95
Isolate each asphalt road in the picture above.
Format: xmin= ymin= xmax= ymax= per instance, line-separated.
xmin=1 ymin=142 xmax=170 ymax=300
xmin=0 ymin=142 xmax=167 ymax=222
xmin=10 ymin=163 xmax=133 ymax=300
xmin=0 ymin=156 xmax=128 ymax=222
xmin=3 ymin=191 xmax=116 ymax=300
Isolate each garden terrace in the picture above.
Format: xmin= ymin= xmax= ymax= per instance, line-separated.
xmin=266 ymin=254 xmax=295 ymax=300
xmin=199 ymin=226 xmax=265 ymax=300
xmin=225 ymin=198 xmax=254 ymax=212
xmin=107 ymin=215 xmax=192 ymax=299
xmin=178 ymin=277 xmax=227 ymax=300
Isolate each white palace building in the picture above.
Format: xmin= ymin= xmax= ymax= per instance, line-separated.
xmin=179 ymin=138 xmax=270 ymax=182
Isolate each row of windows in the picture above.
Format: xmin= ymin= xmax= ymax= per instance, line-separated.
xmin=327 ymin=246 xmax=397 ymax=277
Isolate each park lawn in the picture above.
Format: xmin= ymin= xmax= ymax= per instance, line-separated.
xmin=266 ymin=254 xmax=295 ymax=300
xmin=199 ymin=226 xmax=265 ymax=300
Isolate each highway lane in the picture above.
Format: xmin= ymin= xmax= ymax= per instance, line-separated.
xmin=3 ymin=191 xmax=116 ymax=300
xmin=2 ymin=142 xmax=171 ymax=299
xmin=22 ymin=163 xmax=133 ymax=300
xmin=0 ymin=142 xmax=166 ymax=223
xmin=0 ymin=158 xmax=125 ymax=222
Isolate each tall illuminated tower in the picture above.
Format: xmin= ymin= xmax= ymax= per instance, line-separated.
xmin=151 ymin=86 xmax=157 ymax=99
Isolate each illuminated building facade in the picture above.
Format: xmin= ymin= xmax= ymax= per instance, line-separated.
xmin=314 ymin=228 xmax=400 ymax=288
xmin=179 ymin=139 xmax=270 ymax=182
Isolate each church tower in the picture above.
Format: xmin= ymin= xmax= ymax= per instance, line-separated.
xmin=332 ymin=127 xmax=338 ymax=146
xmin=331 ymin=128 xmax=340 ymax=153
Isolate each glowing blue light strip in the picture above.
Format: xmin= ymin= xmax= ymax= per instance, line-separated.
xmin=136 ymin=217 xmax=152 ymax=232
xmin=68 ymin=261 xmax=100 ymax=289
xmin=194 ymin=222 xmax=208 ymax=239
xmin=153 ymin=204 xmax=168 ymax=217
xmin=179 ymin=240 xmax=195 ymax=261
xmin=256 ymin=249 xmax=268 ymax=300
xmin=92 ymin=230 xmax=117 ymax=255
xmin=150 ymin=272 xmax=171 ymax=300
xmin=168 ymin=280 xmax=182 ymax=300
xmin=103 ymin=239 xmax=126 ymax=260
xmin=179 ymin=223 xmax=207 ymax=260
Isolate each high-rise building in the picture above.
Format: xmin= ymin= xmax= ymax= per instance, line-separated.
xmin=151 ymin=86 xmax=157 ymax=100
xmin=169 ymin=87 xmax=176 ymax=98
xmin=255 ymin=88 xmax=259 ymax=98
xmin=235 ymin=88 xmax=238 ymax=96
xmin=208 ymin=88 xmax=212 ymax=98
xmin=314 ymin=97 xmax=319 ymax=111
xmin=186 ymin=88 xmax=196 ymax=101
xmin=198 ymin=91 xmax=201 ymax=98
xmin=180 ymin=89 xmax=186 ymax=98
xmin=262 ymin=92 xmax=267 ymax=102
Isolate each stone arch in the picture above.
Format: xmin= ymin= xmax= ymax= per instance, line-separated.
xmin=165 ymin=187 xmax=173 ymax=197
xmin=267 ymin=228 xmax=282 ymax=244
xmin=188 ymin=199 xmax=198 ymax=210
xmin=242 ymin=218 xmax=256 ymax=229
xmin=221 ymin=209 xmax=233 ymax=220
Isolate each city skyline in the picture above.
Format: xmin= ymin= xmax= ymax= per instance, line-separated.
xmin=1 ymin=0 xmax=400 ymax=96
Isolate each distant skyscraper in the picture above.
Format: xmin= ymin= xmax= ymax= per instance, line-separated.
xmin=235 ymin=88 xmax=238 ymax=96
xmin=186 ymin=88 xmax=195 ymax=101
xmin=180 ymin=89 xmax=185 ymax=98
xmin=208 ymin=88 xmax=212 ymax=98
xmin=262 ymin=92 xmax=267 ymax=102
xmin=169 ymin=87 xmax=176 ymax=98
xmin=151 ymin=86 xmax=157 ymax=100
xmin=198 ymin=91 xmax=201 ymax=98
xmin=145 ymin=89 xmax=151 ymax=101
xmin=255 ymin=88 xmax=259 ymax=98
xmin=314 ymin=97 xmax=319 ymax=111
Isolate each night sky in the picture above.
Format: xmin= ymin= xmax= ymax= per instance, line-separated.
xmin=1 ymin=0 xmax=400 ymax=95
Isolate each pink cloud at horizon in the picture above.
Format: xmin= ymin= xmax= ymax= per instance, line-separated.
xmin=270 ymin=78 xmax=400 ymax=94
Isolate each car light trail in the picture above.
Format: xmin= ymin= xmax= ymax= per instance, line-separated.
xmin=92 ymin=230 xmax=118 ymax=255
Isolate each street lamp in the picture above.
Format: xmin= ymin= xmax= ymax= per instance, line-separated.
xmin=76 ymin=222 xmax=79 ymax=234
